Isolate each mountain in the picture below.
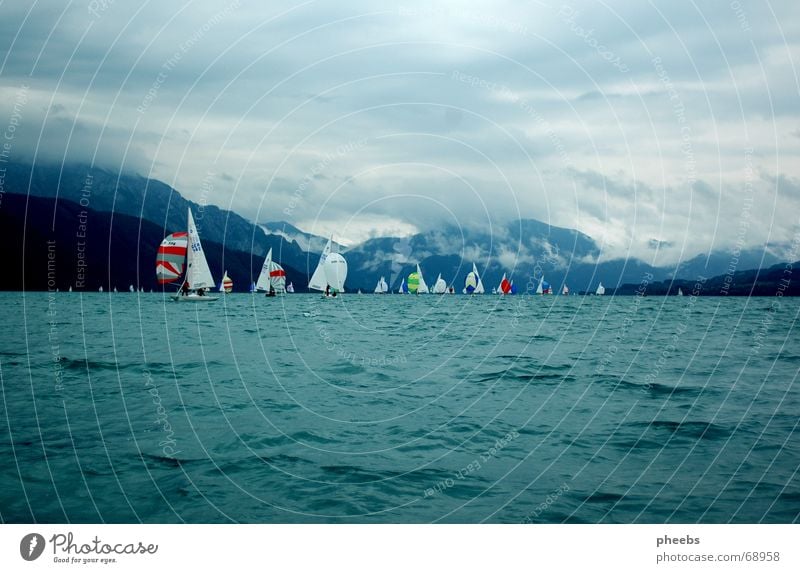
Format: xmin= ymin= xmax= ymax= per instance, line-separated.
xmin=259 ymin=220 xmax=345 ymax=254
xmin=0 ymin=194 xmax=305 ymax=292
xmin=2 ymin=162 xmax=318 ymax=279
xmin=338 ymin=221 xmax=787 ymax=294
xmin=612 ymin=261 xmax=798 ymax=296
xmin=340 ymin=220 xmax=667 ymax=293
xmin=3 ymin=161 xmax=791 ymax=295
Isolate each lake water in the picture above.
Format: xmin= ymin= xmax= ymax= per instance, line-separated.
xmin=1 ymin=292 xmax=798 ymax=523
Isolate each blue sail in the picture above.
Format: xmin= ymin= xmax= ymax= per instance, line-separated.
xmin=464 ymin=271 xmax=477 ymax=294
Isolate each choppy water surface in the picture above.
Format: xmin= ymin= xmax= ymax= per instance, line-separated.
xmin=1 ymin=292 xmax=798 ymax=523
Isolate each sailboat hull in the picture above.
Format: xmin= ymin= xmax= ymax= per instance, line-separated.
xmin=170 ymin=294 xmax=220 ymax=302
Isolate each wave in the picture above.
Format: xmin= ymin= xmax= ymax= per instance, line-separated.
xmin=583 ymin=491 xmax=625 ymax=503
xmin=631 ymin=420 xmax=733 ymax=440
xmin=475 ymin=365 xmax=576 ymax=384
xmin=607 ymin=378 xmax=707 ymax=397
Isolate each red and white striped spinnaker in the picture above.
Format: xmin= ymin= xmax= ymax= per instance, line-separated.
xmin=155 ymin=232 xmax=188 ymax=284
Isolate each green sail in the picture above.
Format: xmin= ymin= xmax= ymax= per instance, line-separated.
xmin=407 ymin=272 xmax=420 ymax=294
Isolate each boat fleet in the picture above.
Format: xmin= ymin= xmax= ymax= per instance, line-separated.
xmin=154 ymin=208 xmax=616 ymax=302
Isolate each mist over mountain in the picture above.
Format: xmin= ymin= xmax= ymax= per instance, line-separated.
xmin=259 ymin=220 xmax=346 ymax=255
xmin=1 ymin=161 xmax=787 ymax=294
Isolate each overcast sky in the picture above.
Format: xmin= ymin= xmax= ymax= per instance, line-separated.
xmin=1 ymin=0 xmax=798 ymax=263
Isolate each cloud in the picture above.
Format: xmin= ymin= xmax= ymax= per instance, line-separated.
xmin=0 ymin=0 xmax=797 ymax=264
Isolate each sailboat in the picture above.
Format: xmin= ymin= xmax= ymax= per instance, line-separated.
xmin=68 ymin=286 xmax=72 ymax=292
xmin=157 ymin=208 xmax=219 ymax=302
xmin=535 ymin=277 xmax=552 ymax=294
xmin=286 ymin=282 xmax=295 ymax=293
xmin=113 ymin=287 xmax=118 ymax=293
xmin=308 ymin=236 xmax=347 ymax=296
xmin=256 ymin=249 xmax=287 ymax=296
xmin=129 ymin=285 xmax=135 ymax=293
xmin=562 ymin=284 xmax=570 ymax=295
xmin=677 ymin=287 xmax=684 ymax=296
xmin=269 ymin=261 xmax=286 ymax=294
xmin=498 ymin=273 xmax=512 ymax=295
xmin=474 ymin=264 xmax=485 ymax=294
xmin=398 ymin=278 xmax=408 ymax=294
xmin=596 ymin=282 xmax=606 ymax=296
xmin=99 ymin=286 xmax=103 ymax=292
xmin=416 ymin=264 xmax=429 ymax=293
xmin=374 ymin=276 xmax=389 ymax=294
xmin=432 ymin=273 xmax=447 ymax=294
xmin=219 ymin=271 xmax=233 ymax=293
xmin=407 ymin=264 xmax=429 ymax=294
xmin=408 ymin=271 xmax=420 ymax=293
xmin=462 ymin=263 xmax=485 ymax=294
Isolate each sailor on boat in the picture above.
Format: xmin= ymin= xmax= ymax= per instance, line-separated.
xmin=266 ymin=285 xmax=276 ymax=297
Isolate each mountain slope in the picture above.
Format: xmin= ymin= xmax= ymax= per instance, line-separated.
xmin=613 ymin=261 xmax=798 ymax=296
xmin=4 ymin=161 xmax=789 ymax=295
xmin=3 ymin=162 xmax=316 ymax=277
xmin=259 ymin=220 xmax=346 ymax=254
xmin=0 ymin=194 xmax=305 ymax=292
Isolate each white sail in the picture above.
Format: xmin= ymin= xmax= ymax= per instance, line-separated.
xmin=473 ymin=263 xmax=485 ymax=294
xmin=432 ymin=273 xmax=447 ymax=294
xmin=677 ymin=287 xmax=684 ymax=296
xmin=256 ymin=248 xmax=273 ymax=292
xmin=68 ymin=286 xmax=72 ymax=292
xmin=186 ymin=209 xmax=215 ymax=289
xmin=596 ymin=282 xmax=605 ymax=296
xmin=286 ymin=282 xmax=295 ymax=293
xmin=129 ymin=285 xmax=134 ymax=292
xmin=374 ymin=276 xmax=389 ymax=293
xmin=308 ymin=237 xmax=333 ymax=291
xmin=536 ymin=278 xmax=543 ymax=295
xmin=416 ymin=264 xmax=429 ymax=294
xmin=324 ymin=252 xmax=347 ymax=292
xmin=309 ymin=236 xmax=347 ymax=292
xmin=562 ymin=284 xmax=569 ymax=295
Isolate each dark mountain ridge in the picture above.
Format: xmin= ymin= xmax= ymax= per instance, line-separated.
xmin=0 ymin=194 xmax=305 ymax=292
xmin=2 ymin=161 xmax=790 ymax=294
